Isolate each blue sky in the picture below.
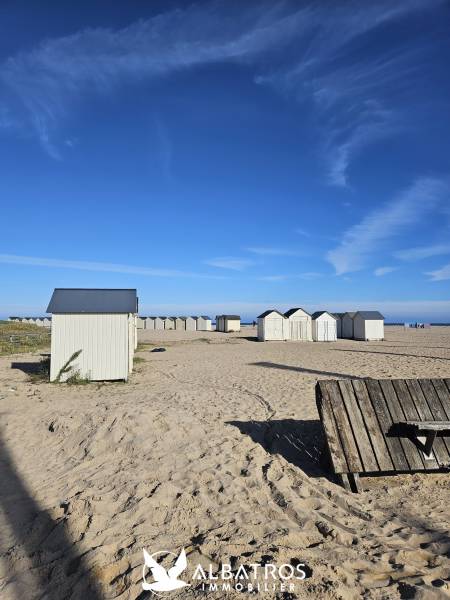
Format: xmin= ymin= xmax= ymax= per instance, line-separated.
xmin=1 ymin=0 xmax=450 ymax=321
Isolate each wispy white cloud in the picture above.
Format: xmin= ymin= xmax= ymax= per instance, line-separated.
xmin=258 ymin=275 xmax=288 ymax=282
xmin=0 ymin=3 xmax=303 ymax=157
xmin=204 ymin=257 xmax=254 ymax=271
xmin=0 ymin=253 xmax=223 ymax=278
xmin=295 ymin=228 xmax=311 ymax=237
xmin=255 ymin=2 xmax=442 ymax=186
xmin=374 ymin=266 xmax=397 ymax=276
xmin=427 ymin=263 xmax=450 ymax=281
xmin=326 ymin=177 xmax=449 ymax=275
xmin=246 ymin=246 xmax=302 ymax=256
xmin=298 ymin=272 xmax=322 ymax=280
xmin=395 ymin=243 xmax=450 ymax=261
xmin=258 ymin=272 xmax=322 ymax=282
xmin=0 ymin=0 xmax=442 ymax=167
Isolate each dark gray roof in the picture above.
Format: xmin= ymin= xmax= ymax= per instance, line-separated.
xmin=258 ymin=309 xmax=285 ymax=318
xmin=223 ymin=315 xmax=240 ymax=320
xmin=355 ymin=311 xmax=384 ymax=320
xmin=344 ymin=311 xmax=357 ymax=318
xmin=312 ymin=311 xmax=337 ymax=320
xmin=332 ymin=312 xmax=346 ymax=318
xmin=199 ymin=315 xmax=211 ymax=320
xmin=47 ymin=288 xmax=137 ymax=314
xmin=284 ymin=307 xmax=311 ymax=318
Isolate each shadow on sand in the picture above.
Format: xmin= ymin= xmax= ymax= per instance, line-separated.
xmin=228 ymin=419 xmax=333 ymax=480
xmin=10 ymin=358 xmax=48 ymax=376
xmin=331 ymin=348 xmax=450 ymax=362
xmin=249 ymin=361 xmax=366 ymax=380
xmin=0 ymin=430 xmax=102 ymax=600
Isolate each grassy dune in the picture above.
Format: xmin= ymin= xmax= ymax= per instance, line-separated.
xmin=0 ymin=320 xmax=51 ymax=356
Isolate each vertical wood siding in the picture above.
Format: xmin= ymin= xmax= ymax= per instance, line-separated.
xmin=50 ymin=313 xmax=129 ymax=381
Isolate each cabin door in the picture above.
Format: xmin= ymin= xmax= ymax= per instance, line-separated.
xmin=290 ymin=319 xmax=306 ymax=341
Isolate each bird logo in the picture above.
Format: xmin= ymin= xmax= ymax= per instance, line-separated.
xmin=142 ymin=548 xmax=190 ymax=594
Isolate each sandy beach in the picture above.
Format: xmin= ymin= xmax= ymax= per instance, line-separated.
xmin=1 ymin=326 xmax=450 ymax=599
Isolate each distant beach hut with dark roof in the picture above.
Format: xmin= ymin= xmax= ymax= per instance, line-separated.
xmin=216 ymin=315 xmax=240 ymax=332
xmin=164 ymin=317 xmax=175 ymax=330
xmin=284 ymin=307 xmax=312 ymax=341
xmin=257 ymin=310 xmax=287 ymax=341
xmin=136 ymin=316 xmax=146 ymax=329
xmin=174 ymin=317 xmax=185 ymax=330
xmin=145 ymin=317 xmax=155 ymax=330
xmin=185 ymin=316 xmax=197 ymax=331
xmin=333 ymin=313 xmax=345 ymax=338
xmin=312 ymin=311 xmax=337 ymax=342
xmin=342 ymin=312 xmax=357 ymax=339
xmin=196 ymin=316 xmax=212 ymax=331
xmin=154 ymin=317 xmax=165 ymax=330
xmin=353 ymin=311 xmax=384 ymax=341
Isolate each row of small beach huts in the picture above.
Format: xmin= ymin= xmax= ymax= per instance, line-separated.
xmin=136 ymin=316 xmax=212 ymax=330
xmin=8 ymin=316 xmax=52 ymax=327
xmin=257 ymin=309 xmax=384 ymax=341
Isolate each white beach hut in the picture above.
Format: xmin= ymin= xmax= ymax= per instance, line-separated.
xmin=312 ymin=311 xmax=337 ymax=342
xmin=43 ymin=317 xmax=52 ymax=327
xmin=154 ymin=317 xmax=165 ymax=330
xmin=164 ymin=317 xmax=175 ymax=330
xmin=47 ymin=288 xmax=138 ymax=382
xmin=353 ymin=311 xmax=385 ymax=341
xmin=342 ymin=312 xmax=357 ymax=339
xmin=35 ymin=317 xmax=44 ymax=327
xmin=196 ymin=316 xmax=212 ymax=331
xmin=145 ymin=317 xmax=155 ymax=330
xmin=136 ymin=316 xmax=146 ymax=329
xmin=216 ymin=315 xmax=240 ymax=332
xmin=174 ymin=317 xmax=185 ymax=330
xmin=333 ymin=313 xmax=345 ymax=338
xmin=185 ymin=316 xmax=197 ymax=331
xmin=284 ymin=308 xmax=312 ymax=341
xmin=257 ymin=310 xmax=288 ymax=341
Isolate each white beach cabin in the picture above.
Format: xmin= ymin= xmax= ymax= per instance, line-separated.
xmin=47 ymin=288 xmax=138 ymax=382
xmin=226 ymin=315 xmax=241 ymax=332
xmin=284 ymin=308 xmax=312 ymax=341
xmin=342 ymin=312 xmax=357 ymax=339
xmin=136 ymin=317 xmax=146 ymax=329
xmin=196 ymin=316 xmax=212 ymax=331
xmin=154 ymin=317 xmax=165 ymax=330
xmin=185 ymin=316 xmax=197 ymax=331
xmin=174 ymin=317 xmax=185 ymax=330
xmin=43 ymin=317 xmax=52 ymax=327
xmin=312 ymin=311 xmax=337 ymax=342
xmin=257 ymin=310 xmax=288 ymax=341
xmin=353 ymin=311 xmax=385 ymax=341
xmin=164 ymin=317 xmax=175 ymax=330
xmin=35 ymin=318 xmax=44 ymax=327
xmin=145 ymin=317 xmax=155 ymax=330
xmin=333 ymin=313 xmax=345 ymax=338
xmin=215 ymin=315 xmax=223 ymax=331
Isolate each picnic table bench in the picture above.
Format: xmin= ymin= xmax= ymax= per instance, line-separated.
xmin=316 ymin=378 xmax=450 ymax=492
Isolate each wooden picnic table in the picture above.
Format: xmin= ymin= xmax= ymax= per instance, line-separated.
xmin=316 ymin=378 xmax=450 ymax=492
